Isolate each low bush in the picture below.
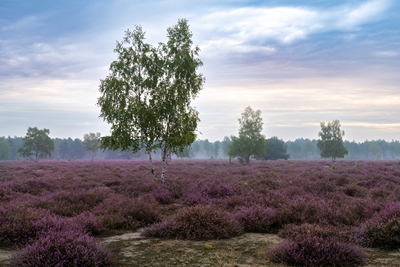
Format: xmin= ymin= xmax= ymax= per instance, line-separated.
xmin=184 ymin=178 xmax=235 ymax=205
xmin=142 ymin=205 xmax=243 ymax=240
xmin=268 ymin=235 xmax=368 ymax=267
xmin=150 ymin=187 xmax=175 ymax=204
xmin=354 ymin=202 xmax=400 ymax=249
xmin=10 ymin=229 xmax=112 ymax=267
xmin=94 ymin=196 xmax=161 ymax=230
xmin=278 ymin=223 xmax=353 ymax=243
xmin=34 ymin=188 xmax=111 ymax=217
xmin=0 ymin=205 xmax=49 ymax=246
xmin=234 ymin=204 xmax=277 ymax=233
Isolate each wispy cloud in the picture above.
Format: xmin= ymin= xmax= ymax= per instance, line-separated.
xmin=194 ymin=0 xmax=391 ymax=56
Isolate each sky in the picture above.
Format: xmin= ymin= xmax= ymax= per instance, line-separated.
xmin=1 ymin=0 xmax=399 ymax=142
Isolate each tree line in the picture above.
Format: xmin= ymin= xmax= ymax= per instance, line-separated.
xmin=2 ymin=129 xmax=399 ymax=161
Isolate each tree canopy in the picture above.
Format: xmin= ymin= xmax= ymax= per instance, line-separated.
xmin=97 ymin=19 xmax=204 ymax=183
xmin=229 ymin=106 xmax=266 ymax=164
xmin=83 ymin=132 xmax=101 ymax=161
xmin=265 ymin=136 xmax=290 ymax=160
xmin=18 ymin=127 xmax=54 ymax=161
xmin=317 ymin=120 xmax=348 ymax=162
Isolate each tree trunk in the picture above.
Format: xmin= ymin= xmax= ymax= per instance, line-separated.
xmin=161 ymin=158 xmax=166 ymax=184
xmin=148 ymin=151 xmax=158 ymax=182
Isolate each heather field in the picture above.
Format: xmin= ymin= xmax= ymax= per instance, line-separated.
xmin=0 ymin=160 xmax=400 ymax=266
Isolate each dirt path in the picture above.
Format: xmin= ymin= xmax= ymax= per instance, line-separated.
xmin=1 ymin=231 xmax=399 ymax=266
xmin=101 ymin=230 xmax=400 ymax=267
xmin=0 ymin=249 xmax=12 ymax=266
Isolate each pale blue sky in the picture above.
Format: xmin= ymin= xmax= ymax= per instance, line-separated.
xmin=1 ymin=0 xmax=399 ymax=142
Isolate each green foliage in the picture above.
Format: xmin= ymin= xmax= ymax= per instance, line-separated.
xmin=0 ymin=137 xmax=11 ymax=160
xmin=83 ymin=132 xmax=101 ymax=161
xmin=18 ymin=127 xmax=54 ymax=161
xmin=229 ymin=107 xmax=266 ymax=164
xmin=97 ymin=19 xmax=204 ymax=182
xmin=317 ymin=120 xmax=348 ymax=162
xmin=265 ymin=136 xmax=289 ymax=160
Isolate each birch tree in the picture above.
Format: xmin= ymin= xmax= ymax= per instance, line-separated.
xmin=83 ymin=132 xmax=101 ymax=161
xmin=229 ymin=107 xmax=266 ymax=164
xmin=317 ymin=119 xmax=348 ymax=162
xmin=97 ymin=19 xmax=204 ymax=183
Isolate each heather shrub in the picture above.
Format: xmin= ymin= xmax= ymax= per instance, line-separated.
xmin=274 ymin=196 xmax=322 ymax=226
xmin=35 ymin=188 xmax=111 ymax=217
xmin=9 ymin=178 xmax=55 ymax=195
xmin=142 ymin=205 xmax=243 ymax=240
xmin=268 ymin=236 xmax=368 ymax=267
xmin=278 ymin=223 xmax=353 ymax=243
xmin=94 ymin=196 xmax=161 ymax=230
xmin=0 ymin=205 xmax=50 ymax=246
xmin=354 ymin=202 xmax=400 ymax=249
xmin=343 ymin=185 xmax=367 ymax=198
xmin=234 ymin=204 xmax=278 ymax=233
xmin=184 ymin=178 xmax=235 ymax=205
xmin=10 ymin=229 xmax=112 ymax=267
xmin=150 ymin=187 xmax=175 ymax=204
xmin=73 ymin=212 xmax=106 ymax=235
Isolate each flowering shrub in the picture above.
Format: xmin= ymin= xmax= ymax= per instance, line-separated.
xmin=10 ymin=229 xmax=112 ymax=267
xmin=184 ymin=178 xmax=235 ymax=205
xmin=34 ymin=187 xmax=111 ymax=217
xmin=268 ymin=236 xmax=368 ymax=267
xmin=72 ymin=212 xmax=106 ymax=235
xmin=278 ymin=223 xmax=353 ymax=243
xmin=142 ymin=205 xmax=243 ymax=240
xmin=354 ymin=202 xmax=400 ymax=249
xmin=150 ymin=187 xmax=175 ymax=204
xmin=8 ymin=178 xmax=55 ymax=195
xmin=0 ymin=205 xmax=50 ymax=246
xmin=234 ymin=204 xmax=277 ymax=233
xmin=94 ymin=196 xmax=161 ymax=230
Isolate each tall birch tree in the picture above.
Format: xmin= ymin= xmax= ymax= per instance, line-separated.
xmin=97 ymin=19 xmax=204 ymax=183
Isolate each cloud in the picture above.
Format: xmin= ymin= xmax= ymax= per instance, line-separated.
xmin=375 ymin=50 xmax=399 ymax=57
xmin=1 ymin=15 xmax=42 ymax=32
xmin=194 ymin=0 xmax=391 ymax=57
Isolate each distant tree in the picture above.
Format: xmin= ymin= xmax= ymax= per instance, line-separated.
xmin=264 ymin=136 xmax=289 ymax=160
xmin=203 ymin=139 xmax=211 ymax=157
xmin=213 ymin=141 xmax=220 ymax=158
xmin=176 ymin=146 xmax=191 ymax=159
xmin=389 ymin=140 xmax=400 ymax=159
xmin=83 ymin=133 xmax=101 ymax=161
xmin=190 ymin=141 xmax=201 ymax=157
xmin=344 ymin=141 xmax=361 ymax=159
xmin=18 ymin=127 xmax=54 ymax=161
xmin=317 ymin=120 xmax=348 ymax=162
xmin=57 ymin=139 xmax=69 ymax=159
xmin=369 ymin=142 xmax=383 ymax=159
xmin=221 ymin=136 xmax=232 ymax=159
xmin=97 ymin=19 xmax=204 ymax=183
xmin=0 ymin=137 xmax=11 ymax=160
xmin=229 ymin=106 xmax=266 ymax=164
xmin=70 ymin=138 xmax=85 ymax=159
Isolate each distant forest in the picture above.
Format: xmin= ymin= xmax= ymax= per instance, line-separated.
xmin=1 ymin=136 xmax=400 ymax=161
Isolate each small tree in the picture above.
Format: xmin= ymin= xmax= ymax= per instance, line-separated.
xmin=18 ymin=127 xmax=54 ymax=161
xmin=317 ymin=120 xmax=348 ymax=162
xmin=229 ymin=106 xmax=266 ymax=164
xmin=97 ymin=19 xmax=204 ymax=183
xmin=265 ymin=136 xmax=289 ymax=160
xmin=83 ymin=132 xmax=101 ymax=161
